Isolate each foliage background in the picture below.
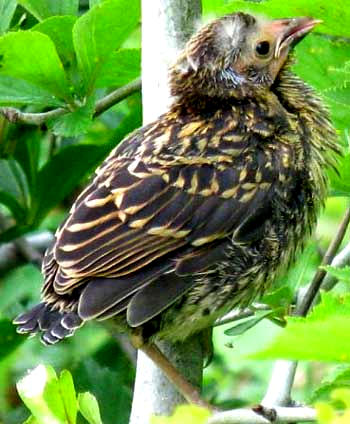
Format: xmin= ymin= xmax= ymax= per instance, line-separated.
xmin=0 ymin=0 xmax=349 ymax=423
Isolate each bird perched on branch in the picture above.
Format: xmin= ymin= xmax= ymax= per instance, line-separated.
xmin=16 ymin=11 xmax=339 ymax=371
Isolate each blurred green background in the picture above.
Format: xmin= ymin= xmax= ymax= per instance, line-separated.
xmin=0 ymin=0 xmax=349 ymax=423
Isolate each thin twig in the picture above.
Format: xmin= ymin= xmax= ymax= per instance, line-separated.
xmin=13 ymin=237 xmax=43 ymax=269
xmin=0 ymin=107 xmax=67 ymax=125
xmin=207 ymin=406 xmax=317 ymax=424
xmin=94 ymin=78 xmax=141 ymax=117
xmin=140 ymin=343 xmax=213 ymax=410
xmin=0 ymin=231 xmax=54 ymax=272
xmin=297 ymin=206 xmax=350 ymax=317
xmin=321 ymin=241 xmax=350 ymax=291
xmin=257 ymin=207 xmax=350 ymax=416
xmin=0 ymin=78 xmax=142 ymax=126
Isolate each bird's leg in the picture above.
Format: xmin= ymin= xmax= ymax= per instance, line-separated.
xmin=131 ymin=329 xmax=214 ymax=410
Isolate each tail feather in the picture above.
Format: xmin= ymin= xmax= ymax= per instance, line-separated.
xmin=13 ymin=303 xmax=83 ymax=345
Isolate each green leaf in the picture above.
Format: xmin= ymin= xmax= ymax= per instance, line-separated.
xmin=32 ymin=16 xmax=77 ymax=69
xmin=311 ymin=366 xmax=350 ymax=402
xmin=89 ymin=0 xmax=102 ymax=8
xmin=322 ymin=265 xmax=350 ymax=283
xmin=23 ymin=416 xmax=39 ymax=424
xmin=0 ymin=158 xmax=29 ymax=217
xmin=0 ymin=319 xmax=24 ymax=360
xmin=0 ymin=0 xmax=17 ymax=35
xmin=34 ymin=144 xmax=107 ymax=223
xmin=59 ymin=371 xmax=77 ymax=424
xmin=329 ymin=154 xmax=350 ymax=197
xmin=0 ymin=191 xmax=26 ymax=222
xmin=151 ymin=405 xmax=211 ymax=424
xmin=77 ymin=392 xmax=102 ymax=424
xmin=13 ymin=129 xmax=41 ymax=197
xmin=225 ymin=310 xmax=274 ymax=336
xmin=275 ymin=242 xmax=319 ymax=291
xmin=316 ymin=389 xmax=350 ymax=424
xmin=48 ymin=96 xmax=95 ymax=137
xmin=18 ymin=0 xmax=79 ymax=21
xmin=250 ymin=292 xmax=350 ymax=362
xmin=263 ymin=285 xmax=293 ymax=309
xmin=0 ymin=31 xmax=72 ymax=102
xmin=0 ymin=75 xmax=63 ymax=107
xmin=17 ymin=365 xmax=67 ymax=424
xmin=73 ymin=0 xmax=140 ymax=93
xmin=74 ymin=358 xmax=132 ymax=424
xmin=0 ymin=264 xmax=42 ymax=314
xmin=96 ymin=48 xmax=141 ymax=88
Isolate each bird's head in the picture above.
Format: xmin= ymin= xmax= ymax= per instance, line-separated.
xmin=170 ymin=12 xmax=320 ymax=100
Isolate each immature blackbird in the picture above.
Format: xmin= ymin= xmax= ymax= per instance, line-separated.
xmin=15 ymin=14 xmax=340 ymax=349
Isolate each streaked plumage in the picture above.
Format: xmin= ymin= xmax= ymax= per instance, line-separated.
xmin=15 ymin=12 xmax=340 ymax=345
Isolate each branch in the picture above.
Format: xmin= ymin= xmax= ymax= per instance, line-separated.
xmin=297 ymin=206 xmax=350 ymax=317
xmin=259 ymin=208 xmax=350 ymax=412
xmin=0 ymin=107 xmax=66 ymax=125
xmin=0 ymin=78 xmax=142 ymax=126
xmin=94 ymin=78 xmax=141 ymax=117
xmin=321 ymin=241 xmax=350 ymax=291
xmin=207 ymin=406 xmax=316 ymax=424
xmin=0 ymin=231 xmax=54 ymax=272
xmin=129 ymin=1 xmax=202 ymax=423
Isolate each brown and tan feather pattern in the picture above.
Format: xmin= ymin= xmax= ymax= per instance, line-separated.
xmin=15 ymin=12 xmax=340 ymax=345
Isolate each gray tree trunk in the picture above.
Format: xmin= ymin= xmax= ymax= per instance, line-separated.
xmin=129 ymin=1 xmax=203 ymax=423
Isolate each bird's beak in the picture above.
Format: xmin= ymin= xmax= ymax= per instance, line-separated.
xmin=271 ymin=17 xmax=322 ymax=58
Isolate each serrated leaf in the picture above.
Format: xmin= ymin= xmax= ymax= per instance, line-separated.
xmin=0 ymin=75 xmax=63 ymax=107
xmin=151 ymin=405 xmax=211 ymax=424
xmin=0 ymin=31 xmax=72 ymax=101
xmin=32 ymin=16 xmax=77 ymax=69
xmin=0 ymin=0 xmax=17 ymax=35
xmin=48 ymin=96 xmax=95 ymax=137
xmin=73 ymin=0 xmax=140 ymax=93
xmin=322 ymin=265 xmax=350 ymax=282
xmin=34 ymin=144 xmax=107 ymax=224
xmin=225 ymin=310 xmax=274 ymax=336
xmin=59 ymin=370 xmax=77 ymax=424
xmin=18 ymin=0 xmax=79 ymax=21
xmin=78 ymin=392 xmax=102 ymax=424
xmin=96 ymin=48 xmax=141 ymax=88
xmin=250 ymin=292 xmax=350 ymax=362
xmin=17 ymin=365 xmax=67 ymax=424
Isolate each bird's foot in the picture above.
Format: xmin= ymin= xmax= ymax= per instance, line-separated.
xmin=131 ymin=329 xmax=214 ymax=411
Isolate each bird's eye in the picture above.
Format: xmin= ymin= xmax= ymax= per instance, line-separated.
xmin=255 ymin=41 xmax=271 ymax=57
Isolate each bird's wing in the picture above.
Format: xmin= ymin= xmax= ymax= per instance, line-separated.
xmin=45 ymin=137 xmax=294 ymax=321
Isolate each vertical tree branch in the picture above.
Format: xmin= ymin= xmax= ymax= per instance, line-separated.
xmin=129 ymin=1 xmax=202 ymax=423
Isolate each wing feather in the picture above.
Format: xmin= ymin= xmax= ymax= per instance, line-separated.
xmin=43 ymin=130 xmax=293 ymax=325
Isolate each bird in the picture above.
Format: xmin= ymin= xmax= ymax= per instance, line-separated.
xmin=15 ymin=11 xmax=340 ymax=376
